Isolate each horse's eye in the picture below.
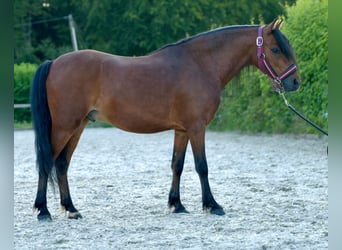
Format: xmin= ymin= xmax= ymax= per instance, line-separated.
xmin=271 ymin=47 xmax=280 ymax=55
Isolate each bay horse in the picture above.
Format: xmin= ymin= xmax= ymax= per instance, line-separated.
xmin=31 ymin=19 xmax=300 ymax=220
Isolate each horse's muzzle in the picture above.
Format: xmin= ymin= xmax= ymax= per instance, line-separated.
xmin=283 ymin=77 xmax=300 ymax=92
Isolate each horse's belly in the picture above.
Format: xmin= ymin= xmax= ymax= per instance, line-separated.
xmin=97 ymin=107 xmax=174 ymax=133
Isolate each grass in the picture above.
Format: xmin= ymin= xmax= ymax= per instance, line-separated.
xmin=14 ymin=122 xmax=32 ymax=130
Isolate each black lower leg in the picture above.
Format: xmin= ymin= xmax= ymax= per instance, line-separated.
xmin=168 ymin=131 xmax=188 ymax=213
xmin=168 ymin=151 xmax=187 ymax=213
xmin=56 ymin=148 xmax=82 ymax=219
xmin=34 ymin=174 xmax=52 ymax=221
xmin=195 ymin=153 xmax=225 ymax=215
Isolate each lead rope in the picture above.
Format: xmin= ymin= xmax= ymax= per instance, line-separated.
xmin=279 ymin=92 xmax=328 ymax=136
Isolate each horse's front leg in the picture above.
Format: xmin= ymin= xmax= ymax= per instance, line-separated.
xmin=168 ymin=130 xmax=189 ymax=213
xmin=188 ymin=126 xmax=225 ymax=215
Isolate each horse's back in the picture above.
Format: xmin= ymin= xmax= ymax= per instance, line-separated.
xmin=48 ymin=49 xmax=178 ymax=93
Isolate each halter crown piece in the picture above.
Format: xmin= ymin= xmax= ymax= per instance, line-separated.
xmin=256 ymin=26 xmax=297 ymax=92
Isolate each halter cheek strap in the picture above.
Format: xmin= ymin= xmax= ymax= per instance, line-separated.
xmin=256 ymin=26 xmax=297 ymax=91
xmin=256 ymin=28 xmax=266 ymax=74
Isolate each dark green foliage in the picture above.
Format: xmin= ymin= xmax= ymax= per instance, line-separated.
xmin=14 ymin=0 xmax=295 ymax=61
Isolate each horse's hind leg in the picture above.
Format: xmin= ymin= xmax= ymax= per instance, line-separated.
xmin=34 ymin=172 xmax=51 ymax=220
xmin=54 ymin=121 xmax=87 ymax=219
xmin=168 ymin=130 xmax=189 ymax=213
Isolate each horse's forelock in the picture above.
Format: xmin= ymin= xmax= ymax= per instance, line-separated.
xmin=272 ymin=29 xmax=296 ymax=61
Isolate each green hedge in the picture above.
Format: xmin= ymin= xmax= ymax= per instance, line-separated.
xmin=210 ymin=0 xmax=328 ymax=134
xmin=14 ymin=63 xmax=37 ymax=123
xmin=282 ymin=0 xmax=328 ymax=133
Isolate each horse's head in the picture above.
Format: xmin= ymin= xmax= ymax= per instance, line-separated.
xmin=257 ymin=19 xmax=300 ymax=92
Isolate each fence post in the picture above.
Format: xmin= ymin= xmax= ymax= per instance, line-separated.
xmin=68 ymin=14 xmax=78 ymax=51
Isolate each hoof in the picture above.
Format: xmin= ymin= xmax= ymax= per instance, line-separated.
xmin=204 ymin=204 xmax=225 ymax=216
xmin=37 ymin=213 xmax=52 ymax=221
xmin=68 ymin=211 xmax=82 ymax=219
xmin=170 ymin=203 xmax=189 ymax=214
xmin=172 ymin=206 xmax=189 ymax=214
xmin=210 ymin=207 xmax=225 ymax=216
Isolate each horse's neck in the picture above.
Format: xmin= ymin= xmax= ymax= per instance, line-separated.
xmin=189 ymin=28 xmax=257 ymax=88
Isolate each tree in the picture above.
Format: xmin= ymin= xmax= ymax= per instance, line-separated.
xmin=14 ymin=0 xmax=75 ymax=63
xmin=14 ymin=0 xmax=295 ymax=62
xmin=83 ymin=0 xmax=295 ymax=56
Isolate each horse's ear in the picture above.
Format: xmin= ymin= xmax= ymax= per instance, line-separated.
xmin=272 ymin=18 xmax=283 ymax=30
xmin=265 ymin=18 xmax=283 ymax=34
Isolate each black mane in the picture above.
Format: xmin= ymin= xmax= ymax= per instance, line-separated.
xmin=151 ymin=25 xmax=296 ymax=62
xmin=151 ymin=25 xmax=258 ymax=54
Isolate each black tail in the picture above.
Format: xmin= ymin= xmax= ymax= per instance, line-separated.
xmin=30 ymin=60 xmax=54 ymax=183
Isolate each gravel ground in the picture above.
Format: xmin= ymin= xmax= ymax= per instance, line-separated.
xmin=14 ymin=128 xmax=328 ymax=250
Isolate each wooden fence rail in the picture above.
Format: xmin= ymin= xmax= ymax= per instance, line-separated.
xmin=14 ymin=104 xmax=31 ymax=109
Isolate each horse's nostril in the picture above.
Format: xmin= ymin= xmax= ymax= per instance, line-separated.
xmin=293 ymin=78 xmax=299 ymax=87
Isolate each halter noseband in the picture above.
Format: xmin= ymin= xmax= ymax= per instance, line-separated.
xmin=256 ymin=26 xmax=297 ymax=92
